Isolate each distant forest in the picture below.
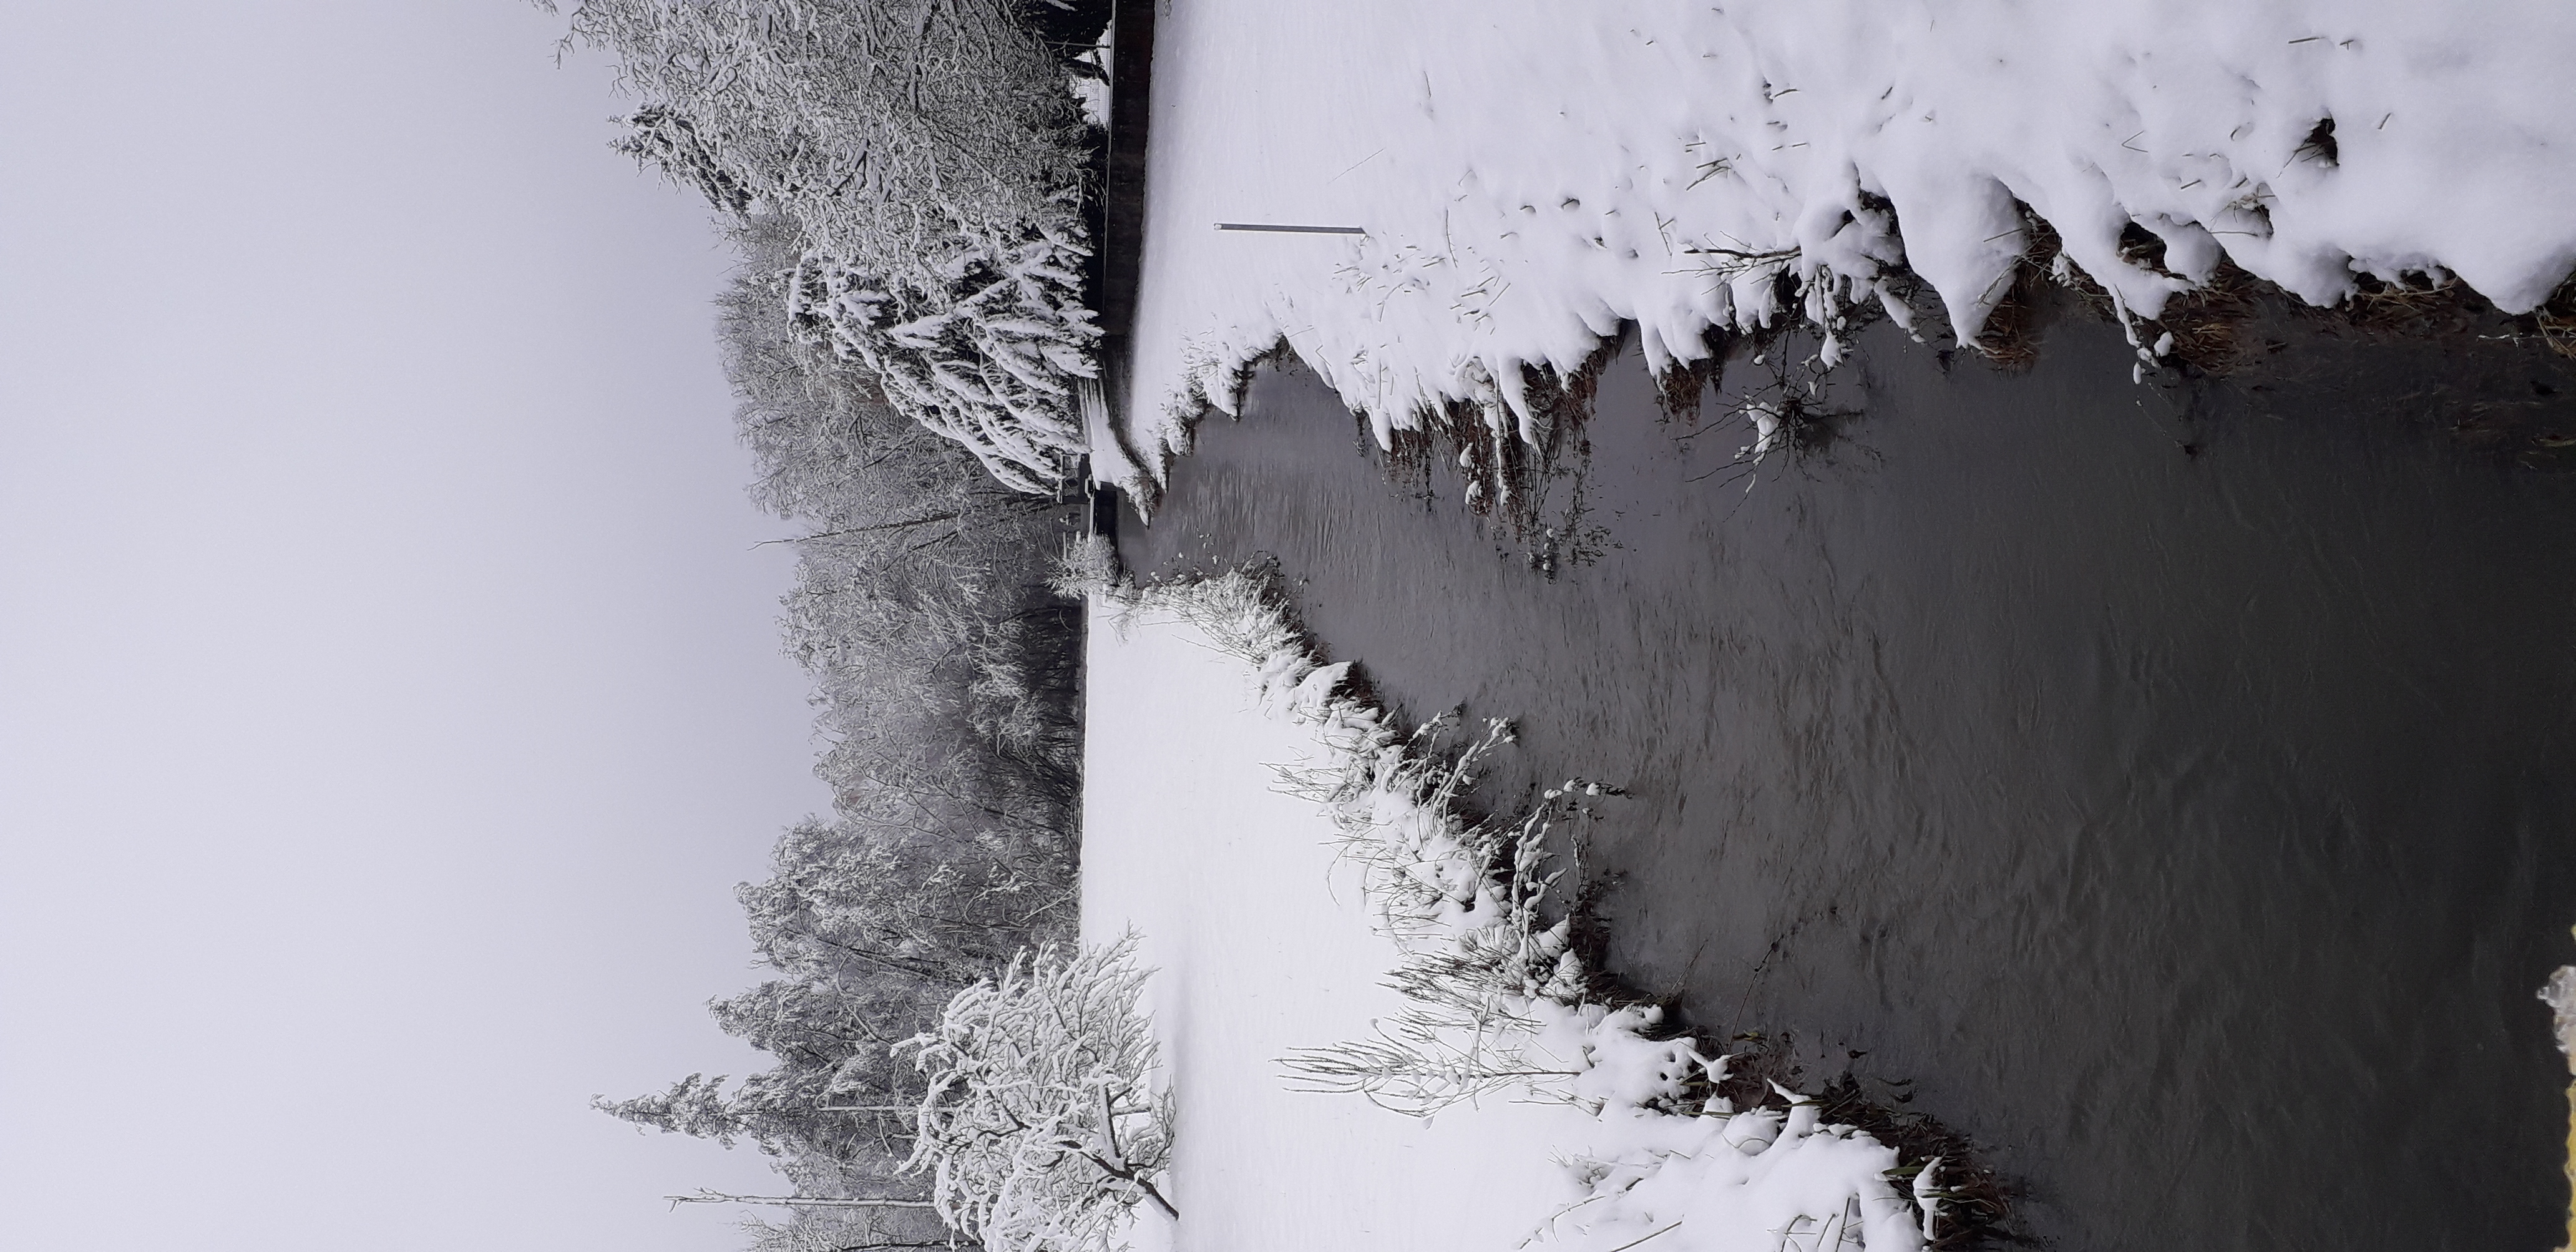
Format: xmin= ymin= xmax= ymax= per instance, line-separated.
xmin=555 ymin=1 xmax=1113 ymax=1248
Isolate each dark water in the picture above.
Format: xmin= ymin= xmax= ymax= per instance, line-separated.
xmin=1117 ymin=296 xmax=2576 ymax=1250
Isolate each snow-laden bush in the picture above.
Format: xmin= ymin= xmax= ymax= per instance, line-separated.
xmin=790 ymin=230 xmax=1095 ymax=493
xmin=902 ymin=937 xmax=1177 ymax=1252
xmin=2539 ymin=959 xmax=2576 ymax=1066
xmin=556 ymin=0 xmax=1101 ymax=492
xmin=1269 ymin=719 xmax=1617 ymax=1116
xmin=1047 ymin=534 xmax=1121 ymax=601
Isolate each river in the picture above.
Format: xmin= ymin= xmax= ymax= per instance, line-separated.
xmin=1115 ymin=290 xmax=2576 ymax=1250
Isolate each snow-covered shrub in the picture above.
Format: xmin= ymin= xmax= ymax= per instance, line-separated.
xmin=902 ymin=937 xmax=1177 ymax=1251
xmin=1533 ymin=1107 xmax=1936 ymax=1252
xmin=1114 ymin=570 xmax=1617 ymax=1114
xmin=1048 ymin=534 xmax=1121 ymax=601
xmin=789 ymin=229 xmax=1096 ymax=493
xmin=1264 ymin=718 xmax=1627 ymax=1115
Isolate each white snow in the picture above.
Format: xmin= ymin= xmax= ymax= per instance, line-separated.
xmin=1081 ymin=594 xmax=1594 ymax=1252
xmin=2542 ymin=957 xmax=2576 ymax=1069
xmin=2540 ymin=954 xmax=2576 ymax=1249
xmin=1082 ymin=573 xmax=1934 ymax=1250
xmin=1071 ymin=30 xmax=1111 ymax=130
xmin=1111 ymin=0 xmax=2576 ymax=489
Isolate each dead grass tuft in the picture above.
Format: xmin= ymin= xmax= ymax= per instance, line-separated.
xmin=1693 ymin=1036 xmax=2016 ymax=1248
xmin=2535 ymin=275 xmax=2576 ymax=359
xmin=1653 ymin=336 xmax=1729 ymax=424
xmin=1967 ymin=214 xmax=2072 ymax=369
xmin=2145 ymin=260 xmax=2263 ymax=373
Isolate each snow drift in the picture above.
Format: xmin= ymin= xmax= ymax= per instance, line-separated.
xmin=1105 ymin=0 xmax=2576 ymax=491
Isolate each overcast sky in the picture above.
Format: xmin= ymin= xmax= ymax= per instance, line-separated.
xmin=0 ymin=5 xmax=830 ymax=1249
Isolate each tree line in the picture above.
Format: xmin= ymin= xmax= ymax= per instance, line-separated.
xmin=553 ymin=2 xmax=1123 ymax=1247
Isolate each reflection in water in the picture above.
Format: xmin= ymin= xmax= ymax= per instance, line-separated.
xmin=1118 ymin=296 xmax=2576 ymax=1250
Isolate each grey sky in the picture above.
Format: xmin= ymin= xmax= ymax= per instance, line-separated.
xmin=1 ymin=5 xmax=828 ymax=1249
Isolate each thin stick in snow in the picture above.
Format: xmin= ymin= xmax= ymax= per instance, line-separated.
xmin=1601 ymin=1220 xmax=1684 ymax=1252
xmin=1216 ymin=223 xmax=1368 ymax=235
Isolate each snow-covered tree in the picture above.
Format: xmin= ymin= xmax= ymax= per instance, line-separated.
xmin=718 ymin=213 xmax=1086 ymax=788
xmin=556 ymin=0 xmax=1088 ymax=262
xmin=788 ymin=231 xmax=1095 ymax=493
xmin=613 ymin=104 xmax=754 ymax=213
xmin=555 ymin=0 xmax=1103 ymax=492
xmin=901 ymin=939 xmax=1176 ymax=1252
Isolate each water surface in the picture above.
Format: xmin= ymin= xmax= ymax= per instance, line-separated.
xmin=1118 ymin=297 xmax=2576 ymax=1250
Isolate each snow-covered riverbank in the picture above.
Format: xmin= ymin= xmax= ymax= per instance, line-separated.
xmin=1081 ymin=571 xmax=1944 ymax=1251
xmin=1096 ymin=0 xmax=2576 ymax=495
xmin=1079 ymin=589 xmax=1594 ymax=1251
